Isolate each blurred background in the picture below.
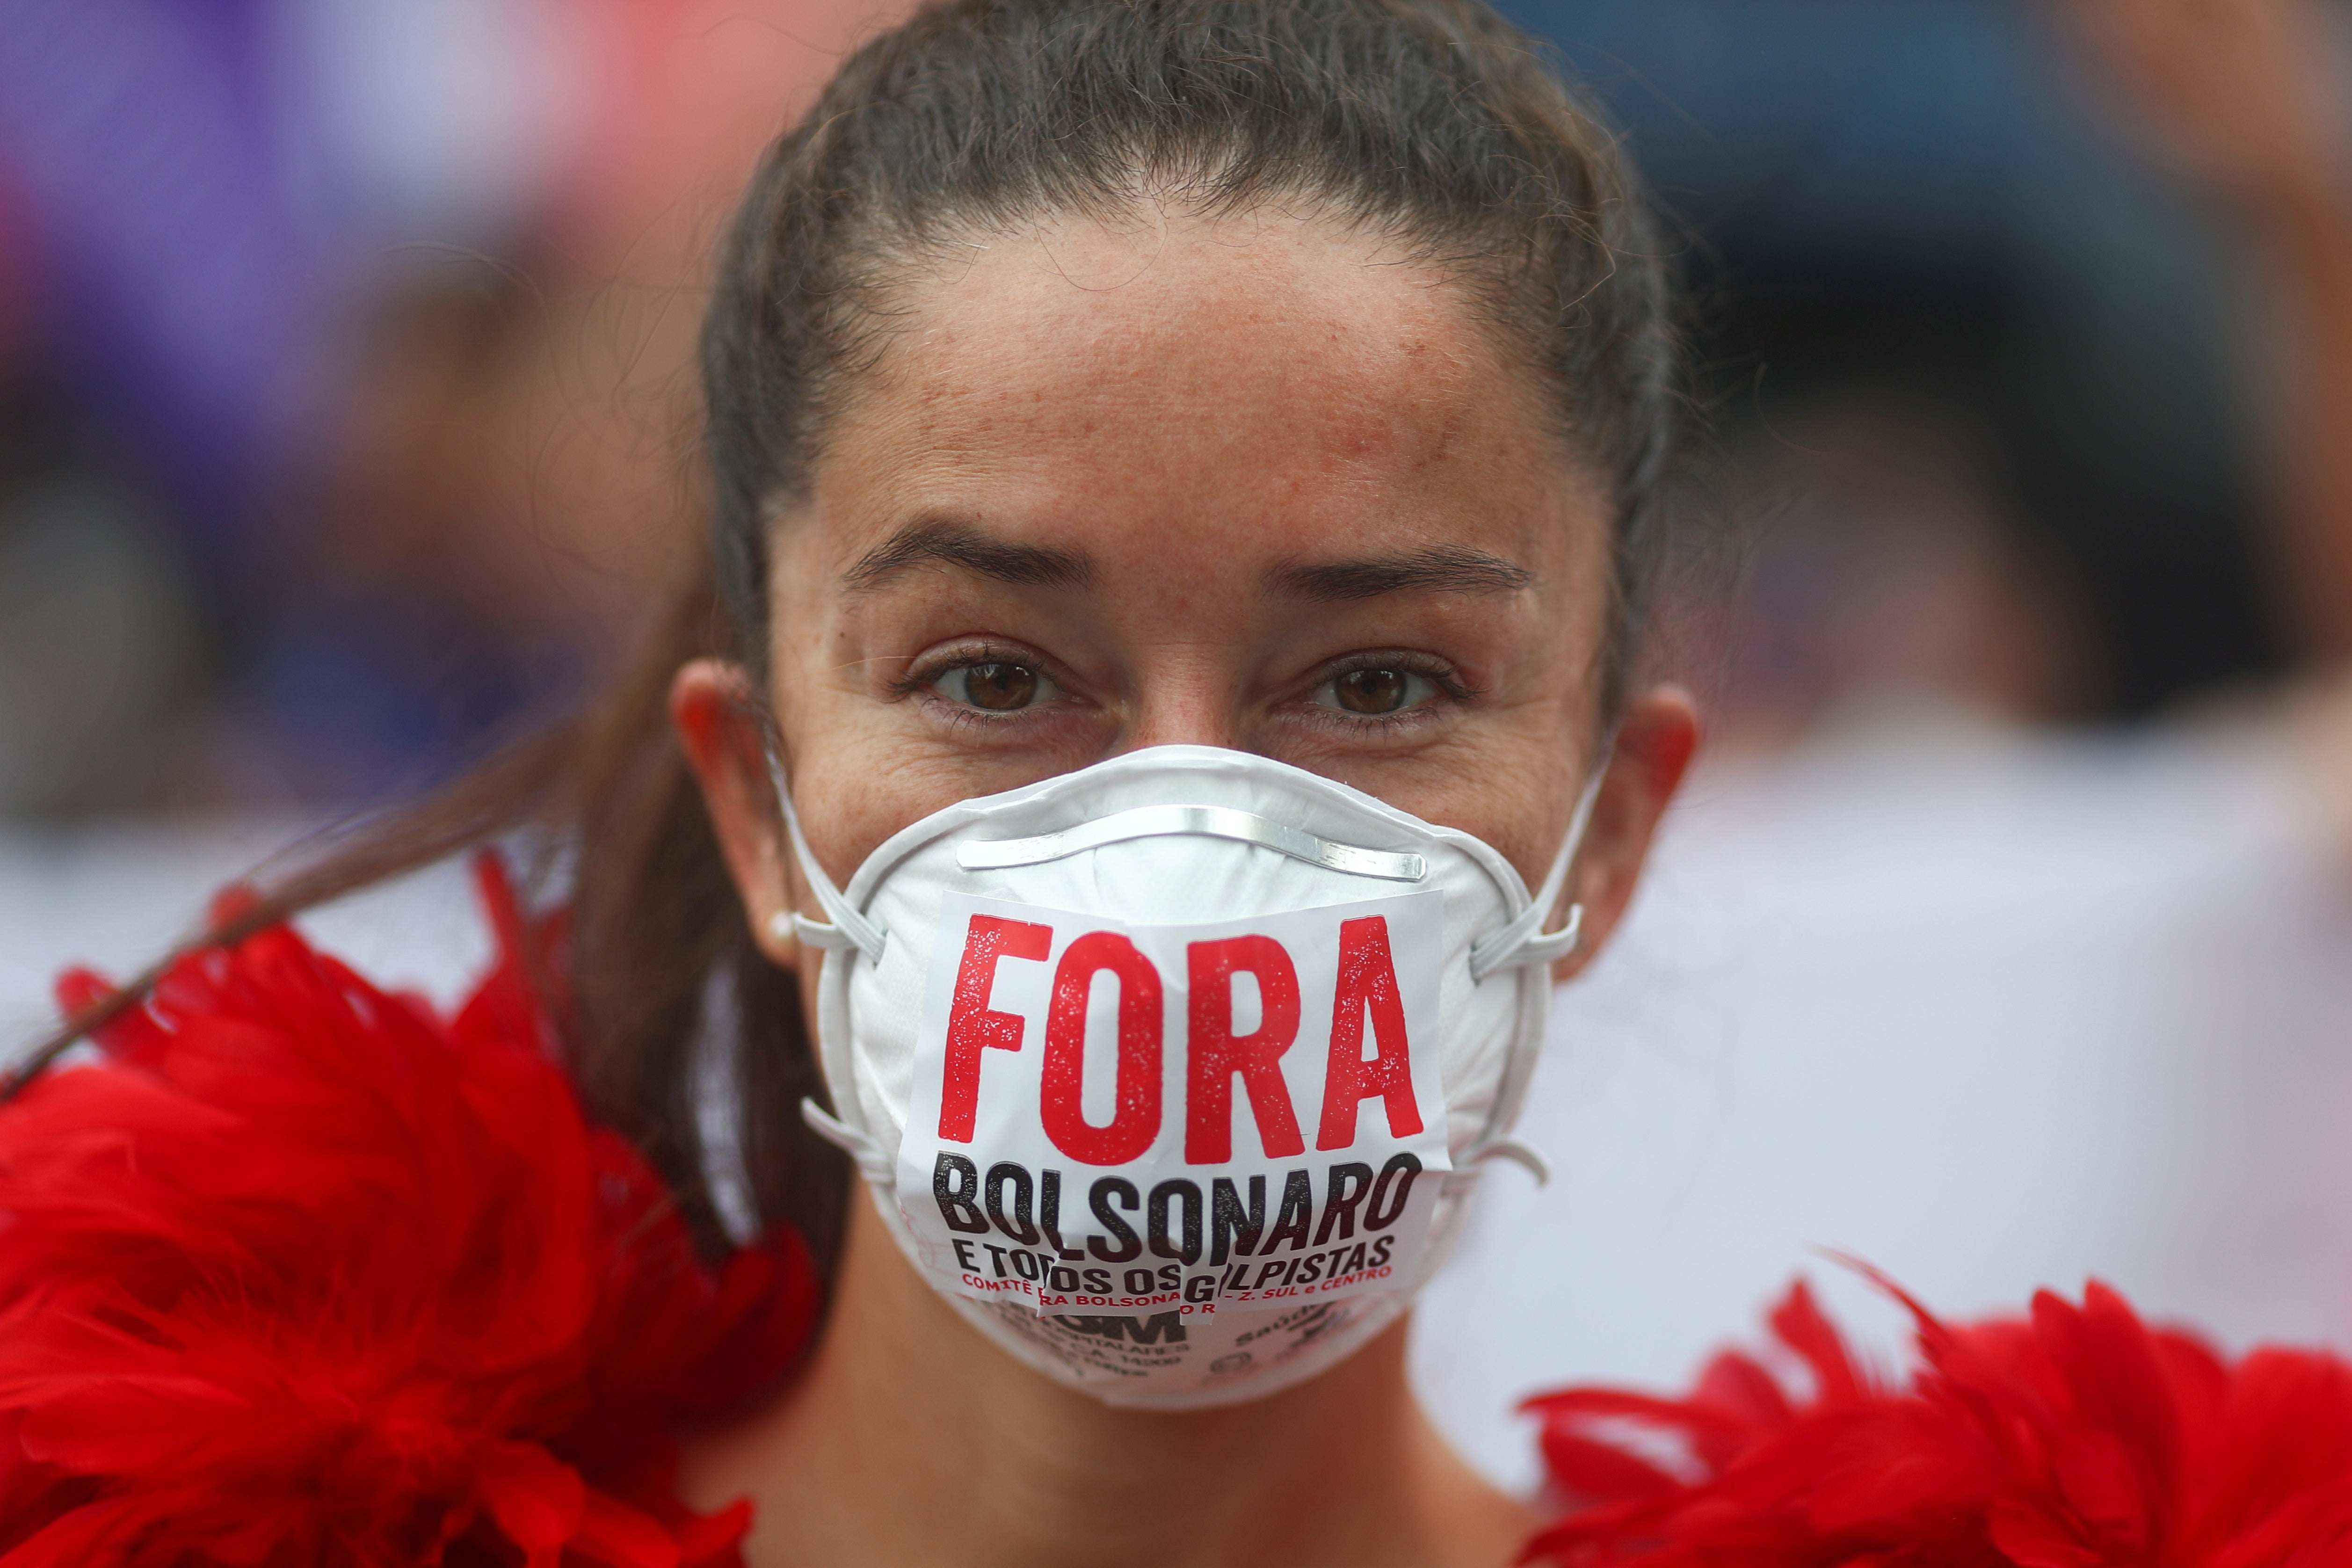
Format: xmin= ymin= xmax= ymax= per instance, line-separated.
xmin=3 ymin=0 xmax=2352 ymax=1495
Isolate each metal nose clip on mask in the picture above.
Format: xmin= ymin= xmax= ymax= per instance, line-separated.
xmin=767 ymin=744 xmax=1600 ymax=1409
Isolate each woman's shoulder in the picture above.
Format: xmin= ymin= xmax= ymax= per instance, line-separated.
xmin=1519 ymin=1271 xmax=2352 ymax=1566
xmin=0 ymin=857 xmax=815 ymax=1566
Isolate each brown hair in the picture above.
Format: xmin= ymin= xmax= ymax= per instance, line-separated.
xmin=17 ymin=0 xmax=1681 ymax=1280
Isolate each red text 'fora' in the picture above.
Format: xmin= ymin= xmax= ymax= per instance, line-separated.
xmin=937 ymin=913 xmax=1423 ymax=1166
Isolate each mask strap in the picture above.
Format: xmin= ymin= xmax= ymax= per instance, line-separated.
xmin=1439 ymin=1136 xmax=1553 ymax=1197
xmin=1467 ymin=745 xmax=1612 ymax=981
xmin=763 ymin=746 xmax=896 ymax=1190
xmin=802 ymin=1096 xmax=896 ymax=1187
xmin=763 ymin=747 xmax=889 ymax=964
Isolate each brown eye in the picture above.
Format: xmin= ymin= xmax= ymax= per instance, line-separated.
xmin=1334 ymin=668 xmax=1409 ymax=714
xmin=937 ymin=660 xmax=1050 ymax=711
xmin=1310 ymin=665 xmax=1441 ymax=719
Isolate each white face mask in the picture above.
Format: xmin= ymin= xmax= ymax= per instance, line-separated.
xmin=769 ymin=744 xmax=1597 ymax=1409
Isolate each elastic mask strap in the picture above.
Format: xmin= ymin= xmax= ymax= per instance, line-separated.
xmin=1440 ymin=1137 xmax=1553 ymax=1197
xmin=1467 ymin=748 xmax=1612 ymax=982
xmin=802 ymin=1096 xmax=896 ymax=1188
xmin=763 ymin=747 xmax=889 ymax=965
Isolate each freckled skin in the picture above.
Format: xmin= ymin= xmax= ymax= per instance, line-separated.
xmin=774 ymin=213 xmax=1617 ymax=897
xmin=669 ymin=204 xmax=1697 ymax=1568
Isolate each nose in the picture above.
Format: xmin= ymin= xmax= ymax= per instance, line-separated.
xmin=1111 ymin=648 xmax=1249 ymax=755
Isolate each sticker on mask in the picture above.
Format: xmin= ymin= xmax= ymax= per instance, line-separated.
xmin=977 ymin=1293 xmax=1376 ymax=1398
xmin=894 ymin=889 xmax=1452 ymax=1319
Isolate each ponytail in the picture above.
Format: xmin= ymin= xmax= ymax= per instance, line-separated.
xmin=12 ymin=544 xmax=850 ymax=1270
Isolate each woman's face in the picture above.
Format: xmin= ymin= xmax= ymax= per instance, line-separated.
xmin=681 ymin=204 xmax=1695 ymax=981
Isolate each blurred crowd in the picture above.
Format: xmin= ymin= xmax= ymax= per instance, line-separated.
xmin=4 ymin=0 xmax=2352 ymax=806
xmin=5 ymin=0 xmax=2352 ymax=1493
xmin=0 ymin=0 xmax=890 ymax=808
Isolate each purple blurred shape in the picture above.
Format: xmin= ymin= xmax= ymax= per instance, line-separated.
xmin=0 ymin=0 xmax=343 ymax=577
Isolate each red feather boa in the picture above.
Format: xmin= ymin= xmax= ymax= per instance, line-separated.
xmin=0 ymin=859 xmax=818 ymax=1567
xmin=6 ymin=857 xmax=2348 ymax=1566
xmin=1523 ymin=1272 xmax=2352 ymax=1567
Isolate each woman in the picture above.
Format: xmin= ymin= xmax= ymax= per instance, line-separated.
xmin=2 ymin=4 xmax=1694 ymax=1563
xmin=663 ymin=0 xmax=1693 ymax=1556
xmin=7 ymin=2 xmax=2344 ymax=1565
xmin=661 ymin=0 xmax=1699 ymax=1549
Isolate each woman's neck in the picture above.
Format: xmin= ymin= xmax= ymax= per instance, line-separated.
xmin=680 ymin=1195 xmax=1533 ymax=1568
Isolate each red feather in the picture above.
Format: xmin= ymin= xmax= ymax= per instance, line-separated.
xmin=0 ymin=855 xmax=818 ymax=1567
xmin=1520 ymin=1275 xmax=2352 ymax=1568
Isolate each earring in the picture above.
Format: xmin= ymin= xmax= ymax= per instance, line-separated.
xmin=766 ymin=909 xmax=798 ymax=949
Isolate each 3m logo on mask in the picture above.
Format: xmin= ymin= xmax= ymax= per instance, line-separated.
xmin=896 ymin=890 xmax=1451 ymax=1319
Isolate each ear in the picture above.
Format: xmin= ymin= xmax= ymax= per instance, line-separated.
xmin=1551 ymin=684 xmax=1700 ymax=982
xmin=671 ymin=659 xmax=802 ymax=973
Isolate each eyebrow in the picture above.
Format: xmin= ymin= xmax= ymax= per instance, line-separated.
xmin=1268 ymin=545 xmax=1535 ymax=602
xmin=842 ymin=518 xmax=1094 ymax=592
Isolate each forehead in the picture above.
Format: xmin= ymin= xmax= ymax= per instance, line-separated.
xmin=809 ymin=206 xmax=1591 ymax=572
